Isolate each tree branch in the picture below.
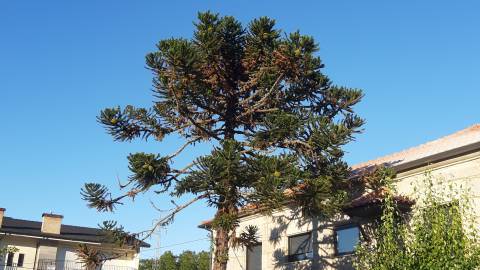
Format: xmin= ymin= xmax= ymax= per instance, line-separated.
xmin=167 ymin=137 xmax=201 ymax=159
xmin=239 ymin=72 xmax=284 ymax=107
xmin=138 ymin=193 xmax=209 ymax=240
xmin=237 ymin=73 xmax=284 ymax=120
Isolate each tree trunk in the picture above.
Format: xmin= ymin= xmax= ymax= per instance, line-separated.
xmin=212 ymin=123 xmax=236 ymax=270
xmin=212 ymin=226 xmax=230 ymax=270
xmin=312 ymin=216 xmax=320 ymax=269
xmin=212 ymin=203 xmax=238 ymax=270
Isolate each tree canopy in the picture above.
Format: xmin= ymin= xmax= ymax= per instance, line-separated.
xmin=81 ymin=11 xmax=364 ymax=270
xmin=139 ymin=251 xmax=210 ymax=270
xmin=158 ymin=251 xmax=177 ymax=270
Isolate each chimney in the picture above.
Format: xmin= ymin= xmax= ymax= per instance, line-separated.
xmin=41 ymin=213 xmax=63 ymax=234
xmin=0 ymin=208 xmax=5 ymax=228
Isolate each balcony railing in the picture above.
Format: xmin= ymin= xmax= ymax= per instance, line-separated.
xmin=2 ymin=263 xmax=32 ymax=270
xmin=3 ymin=264 xmax=22 ymax=270
xmin=35 ymin=260 xmax=137 ymax=270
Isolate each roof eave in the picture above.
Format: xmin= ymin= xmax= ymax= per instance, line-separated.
xmin=393 ymin=141 xmax=480 ymax=173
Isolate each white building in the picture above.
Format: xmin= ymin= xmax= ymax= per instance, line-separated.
xmin=0 ymin=211 xmax=149 ymax=270
xmin=201 ymin=124 xmax=480 ymax=270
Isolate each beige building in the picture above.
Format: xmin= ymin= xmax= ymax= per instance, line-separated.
xmin=201 ymin=124 xmax=480 ymax=270
xmin=0 ymin=211 xmax=149 ymax=270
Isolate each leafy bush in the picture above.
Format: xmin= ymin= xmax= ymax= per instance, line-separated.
xmin=355 ymin=173 xmax=480 ymax=270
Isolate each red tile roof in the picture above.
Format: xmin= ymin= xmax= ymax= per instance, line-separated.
xmin=346 ymin=189 xmax=414 ymax=209
xmin=199 ymin=124 xmax=480 ymax=227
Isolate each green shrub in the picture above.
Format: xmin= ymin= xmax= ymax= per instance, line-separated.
xmin=355 ymin=173 xmax=480 ymax=270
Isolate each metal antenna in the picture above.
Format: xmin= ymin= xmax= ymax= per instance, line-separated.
xmin=151 ymin=219 xmax=162 ymax=270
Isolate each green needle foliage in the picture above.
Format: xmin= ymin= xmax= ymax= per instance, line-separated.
xmin=81 ymin=11 xmax=364 ymax=270
xmin=355 ymin=173 xmax=480 ymax=270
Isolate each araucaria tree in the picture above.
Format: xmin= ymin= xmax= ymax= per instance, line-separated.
xmin=81 ymin=12 xmax=364 ymax=270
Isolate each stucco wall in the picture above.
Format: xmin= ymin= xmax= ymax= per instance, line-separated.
xmin=0 ymin=235 xmax=38 ymax=270
xmin=225 ymin=150 xmax=480 ymax=270
xmin=0 ymin=235 xmax=140 ymax=270
xmin=56 ymin=243 xmax=139 ymax=270
xmin=396 ymin=151 xmax=480 ymax=203
xmin=225 ymin=208 xmax=358 ymax=270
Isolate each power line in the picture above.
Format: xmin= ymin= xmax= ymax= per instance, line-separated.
xmin=140 ymin=237 xmax=210 ymax=253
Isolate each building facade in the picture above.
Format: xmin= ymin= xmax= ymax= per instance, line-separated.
xmin=203 ymin=124 xmax=480 ymax=270
xmin=0 ymin=211 xmax=149 ymax=270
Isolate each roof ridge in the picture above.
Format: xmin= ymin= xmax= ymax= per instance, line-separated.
xmin=2 ymin=217 xmax=150 ymax=247
xmin=352 ymin=123 xmax=480 ymax=170
xmin=4 ymin=216 xmax=100 ymax=231
xmin=4 ymin=216 xmax=41 ymax=223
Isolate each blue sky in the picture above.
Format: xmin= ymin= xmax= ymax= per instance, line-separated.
xmin=1 ymin=0 xmax=479 ymax=257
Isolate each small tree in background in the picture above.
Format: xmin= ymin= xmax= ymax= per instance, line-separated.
xmin=178 ymin=251 xmax=196 ymax=270
xmin=140 ymin=250 xmax=210 ymax=270
xmin=158 ymin=251 xmax=177 ymax=270
xmin=81 ymin=11 xmax=364 ymax=270
xmin=355 ymin=173 xmax=480 ymax=270
xmin=196 ymin=251 xmax=210 ymax=270
xmin=139 ymin=258 xmax=154 ymax=270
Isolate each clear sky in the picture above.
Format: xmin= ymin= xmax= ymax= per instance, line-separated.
xmin=1 ymin=0 xmax=479 ymax=258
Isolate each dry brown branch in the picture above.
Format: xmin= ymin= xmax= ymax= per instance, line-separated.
xmin=167 ymin=137 xmax=201 ymax=159
xmin=137 ymin=193 xmax=209 ymax=241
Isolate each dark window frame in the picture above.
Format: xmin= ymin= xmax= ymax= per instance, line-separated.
xmin=246 ymin=242 xmax=262 ymax=270
xmin=287 ymin=232 xmax=313 ymax=262
xmin=17 ymin=253 xmax=25 ymax=267
xmin=333 ymin=223 xmax=360 ymax=256
xmin=6 ymin=252 xmax=14 ymax=266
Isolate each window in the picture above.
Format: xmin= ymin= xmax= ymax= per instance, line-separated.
xmin=17 ymin=254 xmax=25 ymax=267
xmin=334 ymin=224 xmax=360 ymax=255
xmin=6 ymin=252 xmax=14 ymax=266
xmin=288 ymin=232 xmax=313 ymax=262
xmin=433 ymin=201 xmax=460 ymax=226
xmin=247 ymin=243 xmax=262 ymax=270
